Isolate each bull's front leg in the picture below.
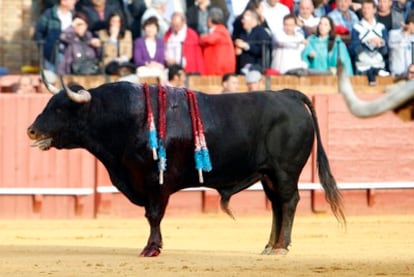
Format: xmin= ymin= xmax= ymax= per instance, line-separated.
xmin=140 ymin=192 xmax=170 ymax=257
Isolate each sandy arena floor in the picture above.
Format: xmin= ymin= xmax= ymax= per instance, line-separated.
xmin=0 ymin=214 xmax=413 ymax=276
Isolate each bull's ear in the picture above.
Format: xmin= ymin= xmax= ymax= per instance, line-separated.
xmin=67 ymin=82 xmax=85 ymax=92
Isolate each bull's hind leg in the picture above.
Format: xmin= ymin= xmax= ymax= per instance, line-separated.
xmin=261 ymin=177 xmax=300 ymax=255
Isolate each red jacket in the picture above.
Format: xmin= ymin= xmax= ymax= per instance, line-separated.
xmin=164 ymin=27 xmax=205 ymax=74
xmin=280 ymin=0 xmax=293 ymax=13
xmin=200 ymin=24 xmax=236 ymax=76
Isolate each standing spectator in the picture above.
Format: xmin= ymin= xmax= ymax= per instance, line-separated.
xmin=234 ymin=9 xmax=272 ymax=74
xmin=297 ymin=0 xmax=321 ymax=36
xmin=200 ymin=6 xmax=236 ymax=75
xmin=393 ymin=0 xmax=413 ymax=21
xmin=128 ymin=0 xmax=148 ymax=39
xmin=376 ymin=0 xmax=405 ymax=31
xmin=314 ymin=0 xmax=333 ymax=17
xmin=350 ymin=0 xmax=389 ymax=86
xmin=232 ymin=0 xmax=269 ymax=41
xmin=166 ymin=64 xmax=187 ymax=87
xmin=134 ymin=16 xmax=166 ymax=78
xmin=328 ymin=0 xmax=359 ymax=37
xmin=164 ymin=12 xmax=205 ymax=75
xmin=58 ymin=12 xmax=102 ymax=75
xmin=78 ymin=0 xmax=122 ymax=34
xmin=262 ymin=0 xmax=291 ymax=36
xmin=301 ymin=16 xmax=354 ymax=75
xmin=141 ymin=0 xmax=170 ymax=38
xmin=388 ymin=13 xmax=414 ymax=76
xmin=98 ymin=11 xmax=134 ymax=76
xmin=187 ymin=0 xmax=212 ymax=35
xmin=272 ymin=14 xmax=308 ymax=74
xmin=164 ymin=0 xmax=187 ymax=21
xmin=221 ymin=73 xmax=240 ymax=93
xmin=34 ymin=0 xmax=76 ymax=73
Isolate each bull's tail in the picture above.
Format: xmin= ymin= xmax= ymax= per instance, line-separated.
xmin=288 ymin=90 xmax=346 ymax=225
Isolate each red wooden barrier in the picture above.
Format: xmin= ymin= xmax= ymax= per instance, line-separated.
xmin=0 ymin=95 xmax=95 ymax=218
xmin=1 ymin=92 xmax=414 ymax=218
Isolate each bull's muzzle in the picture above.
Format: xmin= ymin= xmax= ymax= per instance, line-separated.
xmin=27 ymin=125 xmax=37 ymax=140
xmin=27 ymin=125 xmax=53 ymax=150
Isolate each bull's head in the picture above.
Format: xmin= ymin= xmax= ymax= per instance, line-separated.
xmin=338 ymin=62 xmax=414 ymax=118
xmin=27 ymin=72 xmax=92 ymax=150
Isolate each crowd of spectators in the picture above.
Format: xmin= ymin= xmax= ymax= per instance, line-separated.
xmin=32 ymin=0 xmax=414 ymax=87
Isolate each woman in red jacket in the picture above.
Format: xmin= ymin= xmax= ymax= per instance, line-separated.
xmin=200 ymin=6 xmax=236 ymax=75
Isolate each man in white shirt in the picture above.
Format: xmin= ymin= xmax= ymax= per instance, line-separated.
xmin=388 ymin=13 xmax=414 ymax=76
xmin=262 ymin=0 xmax=291 ymax=36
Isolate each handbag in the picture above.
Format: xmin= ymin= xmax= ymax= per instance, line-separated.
xmin=71 ymin=57 xmax=100 ymax=75
xmin=70 ymin=39 xmax=100 ymax=75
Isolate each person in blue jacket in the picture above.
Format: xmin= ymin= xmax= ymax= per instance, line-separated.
xmin=301 ymin=15 xmax=354 ymax=75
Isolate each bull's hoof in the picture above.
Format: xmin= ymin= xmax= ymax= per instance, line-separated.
xmin=261 ymin=247 xmax=289 ymax=255
xmin=140 ymin=246 xmax=161 ymax=257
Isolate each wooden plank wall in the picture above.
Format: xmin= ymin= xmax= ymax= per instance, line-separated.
xmin=0 ymin=95 xmax=95 ymax=218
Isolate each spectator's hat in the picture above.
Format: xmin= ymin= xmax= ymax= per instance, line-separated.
xmin=245 ymin=70 xmax=262 ymax=84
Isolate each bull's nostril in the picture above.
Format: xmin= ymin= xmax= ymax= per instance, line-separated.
xmin=27 ymin=126 xmax=37 ymax=139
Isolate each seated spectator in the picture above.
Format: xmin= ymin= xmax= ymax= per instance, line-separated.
xmin=388 ymin=13 xmax=414 ymax=76
xmin=58 ymin=12 xmax=102 ymax=75
xmin=221 ymin=73 xmax=240 ymax=93
xmin=200 ymin=6 xmax=236 ymax=75
xmin=141 ymin=0 xmax=170 ymax=38
xmin=393 ymin=0 xmax=413 ymax=20
xmin=13 ymin=76 xmax=37 ymax=94
xmin=234 ymin=9 xmax=272 ymax=74
xmin=245 ymin=69 xmax=263 ymax=91
xmin=98 ymin=11 xmax=134 ymax=76
xmin=302 ymin=16 xmax=353 ymax=75
xmin=164 ymin=12 xmax=205 ymax=75
xmin=328 ymin=0 xmax=359 ymax=38
xmin=350 ymin=0 xmax=389 ymax=86
xmin=187 ymin=0 xmax=212 ymax=35
xmin=271 ymin=14 xmax=308 ymax=74
xmin=134 ymin=16 xmax=166 ymax=78
xmin=377 ymin=0 xmax=404 ymax=31
xmin=78 ymin=0 xmax=122 ymax=34
xmin=297 ymin=0 xmax=320 ymax=36
xmin=166 ymin=64 xmax=186 ymax=87
xmin=34 ymin=0 xmax=76 ymax=73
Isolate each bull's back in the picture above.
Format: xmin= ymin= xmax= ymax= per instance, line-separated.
xmin=195 ymin=91 xmax=314 ymax=179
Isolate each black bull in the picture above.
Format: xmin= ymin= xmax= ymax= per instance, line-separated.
xmin=27 ymin=82 xmax=345 ymax=256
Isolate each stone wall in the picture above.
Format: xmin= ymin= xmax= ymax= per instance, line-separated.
xmin=0 ymin=0 xmax=39 ymax=73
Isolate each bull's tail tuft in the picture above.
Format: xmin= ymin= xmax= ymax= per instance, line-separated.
xmin=289 ymin=90 xmax=346 ymax=225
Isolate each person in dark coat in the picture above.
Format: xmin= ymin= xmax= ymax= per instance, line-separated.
xmin=234 ymin=9 xmax=273 ymax=74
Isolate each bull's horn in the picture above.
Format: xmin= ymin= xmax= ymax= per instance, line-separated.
xmin=337 ymin=63 xmax=414 ymax=118
xmin=40 ymin=70 xmax=60 ymax=94
xmin=59 ymin=76 xmax=92 ymax=103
